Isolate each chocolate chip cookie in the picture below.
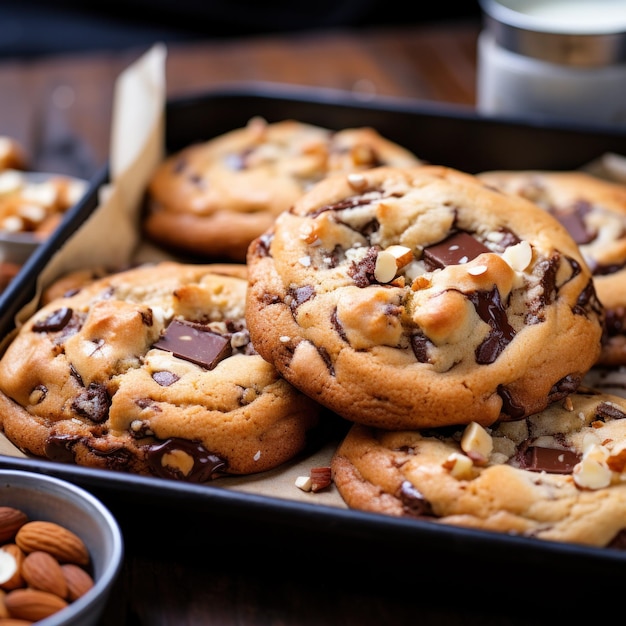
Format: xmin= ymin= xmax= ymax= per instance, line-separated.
xmin=0 ymin=261 xmax=321 ymax=482
xmin=331 ymin=388 xmax=626 ymax=547
xmin=478 ymin=169 xmax=626 ymax=366
xmin=143 ymin=117 xmax=422 ymax=262
xmin=246 ymin=165 xmax=604 ymax=430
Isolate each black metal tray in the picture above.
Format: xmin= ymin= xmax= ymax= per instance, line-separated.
xmin=2 ymin=83 xmax=626 ymax=582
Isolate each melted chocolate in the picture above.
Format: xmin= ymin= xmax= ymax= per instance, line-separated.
xmin=146 ymin=438 xmax=227 ymax=482
xmin=497 ymin=385 xmax=526 ymax=420
xmin=468 ymin=287 xmax=515 ymax=364
xmin=45 ymin=434 xmax=80 ymax=463
xmin=349 ymin=246 xmax=379 ymax=287
xmin=399 ymin=480 xmax=436 ymax=517
xmin=410 ymin=332 xmax=432 ymax=363
xmin=154 ymin=319 xmax=232 ymax=370
xmin=311 ymin=195 xmax=376 ymax=218
xmin=32 ymin=307 xmax=73 ymax=332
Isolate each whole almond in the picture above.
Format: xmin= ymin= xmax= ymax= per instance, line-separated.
xmin=22 ymin=551 xmax=68 ymax=599
xmin=4 ymin=588 xmax=68 ymax=621
xmin=0 ymin=588 xmax=9 ymax=618
xmin=61 ymin=563 xmax=94 ymax=601
xmin=15 ymin=521 xmax=89 ymax=565
xmin=0 ymin=545 xmax=24 ymax=590
xmin=0 ymin=508 xmax=28 ymax=544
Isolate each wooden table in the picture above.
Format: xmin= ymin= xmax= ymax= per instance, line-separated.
xmin=0 ymin=20 xmax=593 ymax=626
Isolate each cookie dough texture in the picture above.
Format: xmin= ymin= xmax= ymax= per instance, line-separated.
xmin=478 ymin=170 xmax=626 ymax=366
xmin=331 ymin=389 xmax=626 ymax=547
xmin=246 ymin=165 xmax=604 ymax=430
xmin=143 ymin=117 xmax=422 ymax=262
xmin=0 ymin=262 xmax=321 ymax=482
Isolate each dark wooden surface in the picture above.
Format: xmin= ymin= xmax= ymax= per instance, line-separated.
xmin=0 ymin=20 xmax=587 ymax=626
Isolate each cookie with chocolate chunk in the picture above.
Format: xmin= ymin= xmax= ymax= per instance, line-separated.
xmin=478 ymin=170 xmax=626 ymax=366
xmin=143 ymin=117 xmax=422 ymax=262
xmin=246 ymin=165 xmax=604 ymax=430
xmin=331 ymin=389 xmax=626 ymax=548
xmin=0 ymin=261 xmax=321 ymax=481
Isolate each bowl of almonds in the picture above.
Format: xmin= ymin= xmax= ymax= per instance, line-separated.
xmin=0 ymin=469 xmax=123 ymax=625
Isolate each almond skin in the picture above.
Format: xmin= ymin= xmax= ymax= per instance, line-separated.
xmin=61 ymin=563 xmax=94 ymax=600
xmin=15 ymin=521 xmax=89 ymax=566
xmin=4 ymin=587 xmax=68 ymax=621
xmin=22 ymin=551 xmax=68 ymax=599
xmin=0 ymin=588 xmax=10 ymax=618
xmin=0 ymin=509 xmax=28 ymax=544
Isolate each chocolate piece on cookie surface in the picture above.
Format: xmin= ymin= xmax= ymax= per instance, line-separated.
xmin=0 ymin=261 xmax=321 ymax=481
xmin=143 ymin=117 xmax=422 ymax=262
xmin=246 ymin=165 xmax=604 ymax=430
xmin=331 ymin=388 xmax=626 ymax=548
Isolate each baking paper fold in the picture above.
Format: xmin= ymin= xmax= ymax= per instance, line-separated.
xmin=30 ymin=43 xmax=167 ymax=302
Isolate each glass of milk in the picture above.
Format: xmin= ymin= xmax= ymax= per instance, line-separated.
xmin=477 ymin=0 xmax=626 ymax=127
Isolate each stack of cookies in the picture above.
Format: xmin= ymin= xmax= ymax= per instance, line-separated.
xmin=2 ymin=117 xmax=626 ymax=549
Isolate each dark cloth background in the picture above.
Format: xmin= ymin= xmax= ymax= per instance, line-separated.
xmin=0 ymin=0 xmax=482 ymax=59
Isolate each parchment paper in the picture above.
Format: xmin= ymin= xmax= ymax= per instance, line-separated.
xmin=0 ymin=44 xmax=346 ymax=508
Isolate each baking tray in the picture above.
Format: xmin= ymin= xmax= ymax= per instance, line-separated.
xmin=2 ymin=83 xmax=626 ymax=583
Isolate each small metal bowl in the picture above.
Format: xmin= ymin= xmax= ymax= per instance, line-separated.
xmin=0 ymin=469 xmax=124 ymax=626
xmin=0 ymin=170 xmax=88 ymax=266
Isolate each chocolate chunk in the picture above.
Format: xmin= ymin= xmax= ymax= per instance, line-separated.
xmin=410 ymin=332 xmax=432 ymax=363
xmin=547 ymin=374 xmax=581 ymax=403
xmin=152 ymin=371 xmax=180 ymax=387
xmin=550 ymin=200 xmax=596 ymax=245
xmin=289 ymin=285 xmax=315 ymax=311
xmin=45 ymin=433 xmax=80 ymax=463
xmin=146 ymin=438 xmax=227 ymax=482
xmin=349 ymin=246 xmax=379 ymax=287
xmin=154 ymin=319 xmax=232 ymax=370
xmin=605 ymin=306 xmax=626 ymax=337
xmin=596 ymin=401 xmax=626 ymax=421
xmin=32 ymin=307 xmax=73 ymax=332
xmin=422 ymin=232 xmax=490 ymax=271
xmin=468 ymin=287 xmax=516 ymax=364
xmin=72 ymin=383 xmax=111 ymax=423
xmin=520 ymin=446 xmax=581 ymax=474
xmin=399 ymin=480 xmax=436 ymax=517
